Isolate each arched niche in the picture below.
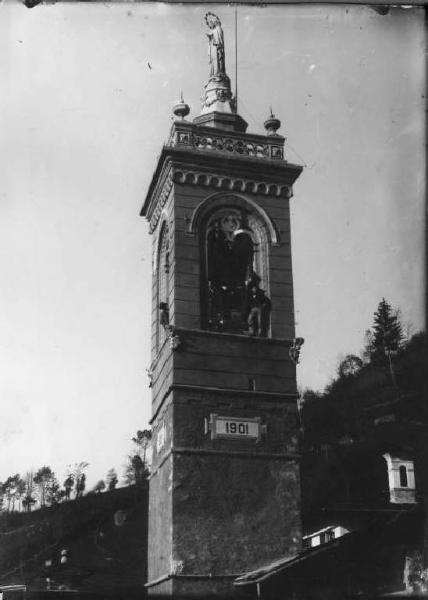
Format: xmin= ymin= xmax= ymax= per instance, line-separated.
xmin=194 ymin=194 xmax=273 ymax=335
xmin=189 ymin=192 xmax=279 ymax=246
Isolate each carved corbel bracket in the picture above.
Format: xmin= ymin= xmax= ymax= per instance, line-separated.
xmin=168 ymin=326 xmax=182 ymax=351
xmin=289 ymin=337 xmax=304 ymax=364
xmin=145 ymin=367 xmax=154 ymax=388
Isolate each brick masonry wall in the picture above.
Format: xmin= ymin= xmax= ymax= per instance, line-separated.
xmin=172 ymin=452 xmax=301 ymax=575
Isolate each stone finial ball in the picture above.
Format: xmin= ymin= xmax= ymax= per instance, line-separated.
xmin=264 ymin=112 xmax=281 ymax=136
xmin=173 ymin=96 xmax=190 ymax=120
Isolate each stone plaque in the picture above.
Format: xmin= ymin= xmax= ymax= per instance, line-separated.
xmin=207 ymin=414 xmax=263 ymax=441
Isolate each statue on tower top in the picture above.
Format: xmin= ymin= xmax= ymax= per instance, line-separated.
xmin=197 ymin=12 xmax=236 ymax=118
xmin=194 ymin=11 xmax=248 ymax=131
xmin=205 ymin=12 xmax=225 ymax=78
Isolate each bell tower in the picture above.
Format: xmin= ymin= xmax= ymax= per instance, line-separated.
xmin=142 ymin=13 xmax=303 ymax=598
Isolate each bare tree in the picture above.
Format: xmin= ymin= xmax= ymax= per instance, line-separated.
xmin=66 ymin=462 xmax=89 ymax=499
xmin=75 ymin=473 xmax=86 ymax=498
xmin=63 ymin=474 xmax=74 ymax=501
xmin=22 ymin=471 xmax=36 ymax=512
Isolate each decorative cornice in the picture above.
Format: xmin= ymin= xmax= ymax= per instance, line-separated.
xmin=147 ymin=163 xmax=293 ymax=234
xmin=171 ymin=327 xmax=297 ymax=347
xmin=142 ymin=127 xmax=303 ymax=234
xmin=141 ymin=123 xmax=303 ymax=223
xmin=150 ymin=380 xmax=299 ymax=426
xmin=172 ymin=168 xmax=292 ymax=198
xmin=148 ymin=167 xmax=173 ymax=233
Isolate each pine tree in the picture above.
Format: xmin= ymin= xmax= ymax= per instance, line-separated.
xmin=365 ymin=298 xmax=404 ymax=391
xmin=123 ymin=454 xmax=149 ymax=486
xmin=131 ymin=430 xmax=152 ymax=466
xmin=93 ymin=480 xmax=106 ymax=494
xmin=106 ymin=468 xmax=118 ymax=491
xmin=369 ymin=298 xmax=403 ymax=365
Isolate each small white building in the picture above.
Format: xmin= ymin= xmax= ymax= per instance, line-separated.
xmin=383 ymin=453 xmax=416 ymax=504
xmin=303 ymin=525 xmax=349 ymax=549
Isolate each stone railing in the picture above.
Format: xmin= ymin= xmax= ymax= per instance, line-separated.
xmin=168 ymin=123 xmax=285 ymax=161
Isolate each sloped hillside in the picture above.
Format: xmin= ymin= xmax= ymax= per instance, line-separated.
xmin=0 ymin=485 xmax=148 ymax=597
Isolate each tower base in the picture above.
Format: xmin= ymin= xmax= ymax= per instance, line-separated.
xmin=146 ymin=574 xmax=248 ymax=599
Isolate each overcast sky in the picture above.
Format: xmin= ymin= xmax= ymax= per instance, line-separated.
xmin=0 ymin=2 xmax=425 ymax=489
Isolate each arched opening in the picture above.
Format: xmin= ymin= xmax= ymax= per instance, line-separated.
xmin=200 ymin=205 xmax=271 ymax=335
xmin=156 ymin=222 xmax=170 ymax=350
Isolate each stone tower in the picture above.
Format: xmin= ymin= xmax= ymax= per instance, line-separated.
xmin=141 ymin=13 xmax=303 ymax=598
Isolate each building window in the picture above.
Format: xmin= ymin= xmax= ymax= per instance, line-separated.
xmin=383 ymin=453 xmax=416 ymax=504
xmin=302 ymin=526 xmax=347 ymax=549
xmin=399 ymin=465 xmax=408 ymax=488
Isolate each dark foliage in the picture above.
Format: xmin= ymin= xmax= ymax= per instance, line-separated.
xmin=301 ymin=323 xmax=426 ymax=527
xmin=33 ymin=467 xmax=59 ymax=508
xmin=303 ymin=331 xmax=427 ymax=446
xmin=0 ymin=485 xmax=148 ymax=591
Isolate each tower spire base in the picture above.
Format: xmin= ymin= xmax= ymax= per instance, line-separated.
xmin=200 ymin=74 xmax=235 ymax=115
xmin=193 ymin=111 xmax=248 ymax=133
